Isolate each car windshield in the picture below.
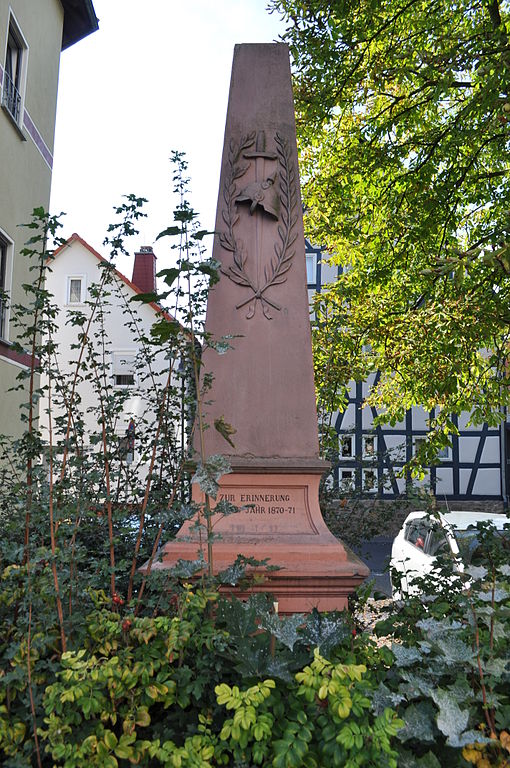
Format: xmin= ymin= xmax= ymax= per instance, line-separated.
xmin=454 ymin=528 xmax=503 ymax=565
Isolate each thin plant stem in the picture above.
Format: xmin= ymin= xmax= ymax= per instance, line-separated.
xmin=23 ymin=245 xmax=47 ymax=564
xmin=92 ymin=362 xmax=116 ymax=598
xmin=127 ymin=360 xmax=177 ymax=603
xmin=26 ymin=571 xmax=42 ymax=768
xmin=47 ymin=365 xmax=67 ymax=652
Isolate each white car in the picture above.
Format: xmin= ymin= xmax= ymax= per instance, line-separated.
xmin=390 ymin=509 xmax=509 ymax=599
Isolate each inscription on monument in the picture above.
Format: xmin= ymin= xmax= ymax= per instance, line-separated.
xmin=213 ymin=485 xmax=319 ymax=536
xmin=219 ymin=492 xmax=296 ymax=515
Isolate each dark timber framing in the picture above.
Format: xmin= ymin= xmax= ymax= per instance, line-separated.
xmin=307 ymin=244 xmax=506 ymax=506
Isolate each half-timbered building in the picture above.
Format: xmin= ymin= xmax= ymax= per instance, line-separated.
xmin=306 ymin=241 xmax=507 ymax=512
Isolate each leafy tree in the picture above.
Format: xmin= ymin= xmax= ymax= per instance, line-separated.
xmin=271 ymin=0 xmax=510 ymax=466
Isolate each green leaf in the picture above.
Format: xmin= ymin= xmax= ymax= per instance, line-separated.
xmin=391 ymin=644 xmax=424 ymax=667
xmin=372 ymin=682 xmax=405 ymax=716
xmin=430 ymin=688 xmax=469 ymax=746
xmin=192 ymin=231 xmax=213 ymax=241
xmin=396 ymin=748 xmax=442 ymax=768
xmin=299 ymin=609 xmax=351 ymax=655
xmin=156 ymin=267 xmax=181 ymax=286
xmin=258 ymin=613 xmax=305 ymax=651
xmin=397 ymin=702 xmax=436 ymax=744
xmin=150 ymin=318 xmax=181 ymax=342
xmin=130 ymin=291 xmax=159 ymax=303
xmin=434 ymin=634 xmax=475 ymax=665
xmin=192 ymin=454 xmax=232 ymax=498
xmin=156 ymin=226 xmax=181 ymax=240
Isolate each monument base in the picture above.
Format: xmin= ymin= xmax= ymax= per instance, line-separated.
xmin=151 ymin=464 xmax=369 ymax=613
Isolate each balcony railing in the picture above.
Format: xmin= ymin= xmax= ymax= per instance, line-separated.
xmin=0 ymin=299 xmax=6 ymax=340
xmin=1 ymin=70 xmax=21 ymax=123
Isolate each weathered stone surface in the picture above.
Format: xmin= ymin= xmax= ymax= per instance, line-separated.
xmin=154 ymin=44 xmax=369 ymax=611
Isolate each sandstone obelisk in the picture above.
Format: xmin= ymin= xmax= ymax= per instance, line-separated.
xmin=156 ymin=44 xmax=368 ymax=611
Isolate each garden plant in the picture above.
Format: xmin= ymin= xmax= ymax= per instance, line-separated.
xmin=0 ymin=156 xmax=509 ymax=766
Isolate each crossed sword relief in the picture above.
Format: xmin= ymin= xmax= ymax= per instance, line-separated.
xmin=220 ymin=130 xmax=296 ymax=320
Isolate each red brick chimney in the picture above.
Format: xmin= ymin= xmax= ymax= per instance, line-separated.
xmin=132 ymin=246 xmax=157 ymax=294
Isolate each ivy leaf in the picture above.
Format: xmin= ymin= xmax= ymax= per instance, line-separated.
xmin=396 ymin=749 xmax=441 ymax=768
xmin=391 ymin=644 xmax=424 ymax=667
xmin=397 ymin=701 xmax=436 ymax=744
xmin=217 ymin=561 xmax=247 ymax=586
xmin=166 ymin=559 xmax=205 ymax=578
xmin=298 ymin=609 xmax=351 ymax=655
xmin=399 ymin=672 xmax=435 ymax=699
xmin=372 ymin=682 xmax=405 ymax=716
xmin=214 ymin=499 xmax=238 ymax=516
xmin=434 ymin=635 xmax=475 ymax=665
xmin=416 ymin=618 xmax=462 ymax=640
xmin=483 ymin=658 xmax=510 ymax=677
xmin=464 ymin=565 xmax=488 ymax=581
xmin=216 ymin=595 xmax=262 ymax=638
xmin=191 ymin=455 xmax=232 ymax=498
xmin=430 ymin=688 xmax=469 ymax=746
xmin=258 ymin=614 xmax=305 ymax=651
xmin=478 ymin=588 xmax=509 ymax=603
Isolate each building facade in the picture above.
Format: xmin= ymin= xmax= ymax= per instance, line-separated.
xmin=306 ymin=241 xmax=508 ymax=511
xmin=0 ymin=0 xmax=97 ymax=439
xmin=39 ymin=234 xmax=184 ymax=475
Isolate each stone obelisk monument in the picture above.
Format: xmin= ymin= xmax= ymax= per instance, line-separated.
xmin=157 ymin=44 xmax=368 ymax=612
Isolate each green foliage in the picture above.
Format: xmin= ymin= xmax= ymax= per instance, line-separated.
xmin=376 ymin=522 xmax=510 ymax=765
xmin=2 ymin=159 xmax=510 ymax=768
xmin=271 ymin=0 xmax=510 ymax=465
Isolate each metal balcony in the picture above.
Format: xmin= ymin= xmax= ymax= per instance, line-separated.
xmin=2 ymin=71 xmax=21 ymax=123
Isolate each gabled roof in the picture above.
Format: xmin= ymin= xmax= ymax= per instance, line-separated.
xmin=61 ymin=0 xmax=99 ymax=50
xmin=51 ymin=233 xmax=176 ymax=324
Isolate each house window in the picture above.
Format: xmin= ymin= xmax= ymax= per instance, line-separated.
xmin=363 ymin=469 xmax=377 ymax=492
xmin=0 ymin=232 xmax=13 ymax=340
xmin=363 ymin=435 xmax=376 ymax=457
xmin=2 ymin=15 xmax=28 ymax=126
xmin=119 ymin=418 xmax=135 ymax=464
xmin=67 ymin=277 xmax=84 ymax=304
xmin=112 ymin=352 xmax=136 ymax=387
xmin=305 ymin=252 xmax=317 ymax=285
xmin=340 ymin=469 xmax=354 ymax=489
xmin=414 ymin=436 xmax=450 ymax=461
xmin=340 ymin=435 xmax=354 ymax=458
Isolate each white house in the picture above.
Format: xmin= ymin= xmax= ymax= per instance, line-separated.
xmin=39 ymin=234 xmax=185 ymax=479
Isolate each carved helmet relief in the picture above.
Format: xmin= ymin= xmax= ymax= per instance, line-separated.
xmin=219 ymin=129 xmax=298 ymax=319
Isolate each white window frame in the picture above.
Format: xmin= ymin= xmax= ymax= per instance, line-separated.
xmin=340 ymin=469 xmax=355 ymax=489
xmin=362 ymin=468 xmax=377 ymax=493
xmin=339 ymin=434 xmax=355 ymax=459
xmin=362 ymin=435 xmax=376 ymax=458
xmin=414 ymin=435 xmax=450 ymax=461
xmin=305 ymin=251 xmax=317 ymax=285
xmin=0 ymin=228 xmax=14 ymax=341
xmin=66 ymin=275 xmax=86 ymax=305
xmin=111 ymin=351 xmax=137 ymax=388
xmin=2 ymin=11 xmax=29 ymax=130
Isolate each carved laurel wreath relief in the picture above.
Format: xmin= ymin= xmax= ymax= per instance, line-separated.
xmin=219 ymin=130 xmax=298 ymax=319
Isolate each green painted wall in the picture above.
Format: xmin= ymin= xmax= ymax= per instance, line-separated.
xmin=0 ymin=0 xmax=64 ymax=439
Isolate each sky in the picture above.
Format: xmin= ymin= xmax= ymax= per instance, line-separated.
xmin=50 ymin=1 xmax=287 ymax=279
